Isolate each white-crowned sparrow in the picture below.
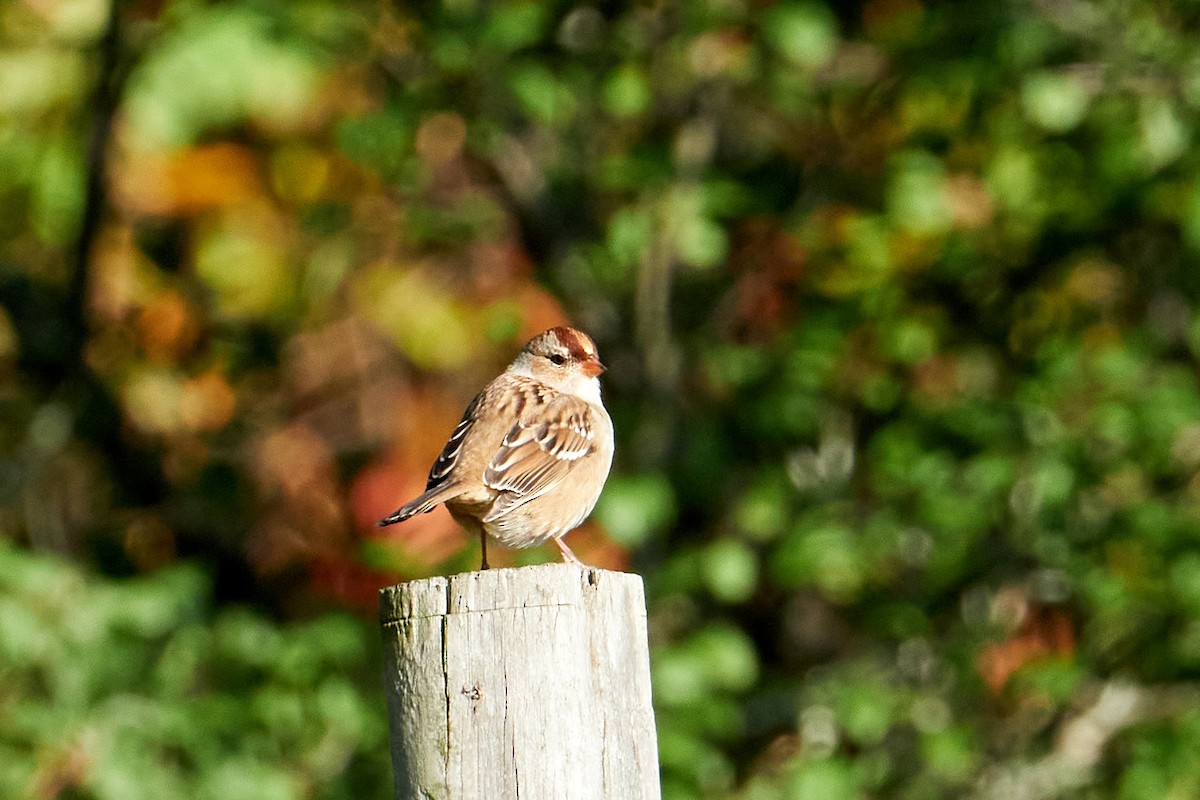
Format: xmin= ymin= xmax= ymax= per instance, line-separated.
xmin=379 ymin=326 xmax=614 ymax=569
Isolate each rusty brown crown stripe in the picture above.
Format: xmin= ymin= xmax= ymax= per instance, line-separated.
xmin=547 ymin=326 xmax=597 ymax=362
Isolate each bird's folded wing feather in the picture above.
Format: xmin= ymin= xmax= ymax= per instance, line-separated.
xmin=481 ymin=394 xmax=595 ymax=522
xmin=424 ymin=391 xmax=483 ymax=490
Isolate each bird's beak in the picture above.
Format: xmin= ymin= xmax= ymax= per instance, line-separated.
xmin=580 ymin=358 xmax=606 ymax=377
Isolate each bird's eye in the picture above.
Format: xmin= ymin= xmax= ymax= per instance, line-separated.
xmin=548 ymin=354 xmax=566 ymax=366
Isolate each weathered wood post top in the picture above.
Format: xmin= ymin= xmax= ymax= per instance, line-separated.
xmin=380 ymin=563 xmax=661 ymax=800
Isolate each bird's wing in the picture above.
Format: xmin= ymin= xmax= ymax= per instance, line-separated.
xmin=481 ymin=393 xmax=596 ymax=522
xmin=424 ymin=391 xmax=483 ymax=490
xmin=378 ymin=391 xmax=482 ymax=527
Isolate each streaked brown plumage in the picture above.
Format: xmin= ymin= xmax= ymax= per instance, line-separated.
xmin=378 ymin=327 xmax=614 ymax=569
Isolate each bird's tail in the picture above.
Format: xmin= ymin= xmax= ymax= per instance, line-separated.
xmin=377 ymin=481 xmax=463 ymax=527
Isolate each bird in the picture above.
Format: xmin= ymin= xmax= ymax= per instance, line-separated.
xmin=378 ymin=326 xmax=614 ymax=570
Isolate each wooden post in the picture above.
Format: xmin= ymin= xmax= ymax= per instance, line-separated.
xmin=379 ymin=563 xmax=661 ymax=800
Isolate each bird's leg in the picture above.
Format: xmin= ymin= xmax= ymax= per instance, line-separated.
xmin=554 ymin=537 xmax=581 ymax=564
xmin=479 ymin=528 xmax=490 ymax=571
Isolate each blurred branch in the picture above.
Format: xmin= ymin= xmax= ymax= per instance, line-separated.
xmin=67 ymin=0 xmax=125 ymax=378
xmin=1031 ymin=0 xmax=1103 ymax=38
xmin=32 ymin=1 xmax=170 ymax=555
xmin=636 ymin=203 xmax=681 ymax=394
xmin=973 ymin=681 xmax=1200 ymax=800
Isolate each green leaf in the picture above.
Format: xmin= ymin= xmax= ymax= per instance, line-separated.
xmin=483 ymin=2 xmax=548 ymax=52
xmin=701 ymin=539 xmax=759 ymax=603
xmin=603 ymin=63 xmax=652 ymax=118
xmin=594 ymin=473 xmax=677 ymax=546
xmin=764 ymin=2 xmax=839 ymax=68
xmin=1022 ymin=71 xmax=1090 ymax=132
xmin=789 ymin=757 xmax=858 ymax=800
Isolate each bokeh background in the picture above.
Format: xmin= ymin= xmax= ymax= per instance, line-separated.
xmin=5 ymin=0 xmax=1200 ymax=797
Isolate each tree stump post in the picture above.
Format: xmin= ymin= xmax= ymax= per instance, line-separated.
xmin=379 ymin=563 xmax=661 ymax=800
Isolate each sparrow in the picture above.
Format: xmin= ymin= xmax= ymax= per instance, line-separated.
xmin=378 ymin=326 xmax=614 ymax=570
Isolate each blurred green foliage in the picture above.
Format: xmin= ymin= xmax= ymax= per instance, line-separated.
xmin=0 ymin=543 xmax=388 ymax=799
xmin=6 ymin=0 xmax=1200 ymax=797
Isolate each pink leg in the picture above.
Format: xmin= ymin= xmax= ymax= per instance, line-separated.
xmin=554 ymin=537 xmax=582 ymax=564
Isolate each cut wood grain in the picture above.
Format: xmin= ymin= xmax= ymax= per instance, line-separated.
xmin=380 ymin=563 xmax=661 ymax=800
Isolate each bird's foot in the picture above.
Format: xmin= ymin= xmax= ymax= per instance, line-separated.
xmin=479 ymin=529 xmax=490 ymax=570
xmin=554 ymin=537 xmax=582 ymax=564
